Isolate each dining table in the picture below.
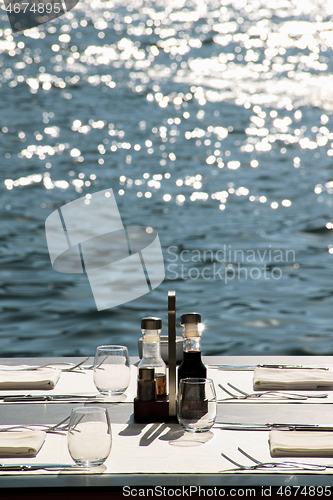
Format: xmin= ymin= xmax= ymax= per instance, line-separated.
xmin=1 ymin=354 xmax=333 ymax=496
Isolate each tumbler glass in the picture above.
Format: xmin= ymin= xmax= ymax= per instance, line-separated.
xmin=67 ymin=407 xmax=111 ymax=467
xmin=93 ymin=345 xmax=130 ymax=396
xmin=177 ymin=378 xmax=217 ymax=432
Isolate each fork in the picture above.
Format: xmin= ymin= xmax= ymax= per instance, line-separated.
xmin=218 ymin=384 xmax=307 ymax=401
xmin=219 ymin=383 xmax=327 ymax=401
xmin=2 ymin=358 xmax=91 ymax=373
xmin=0 ymin=416 xmax=70 ymax=434
xmin=221 ymin=452 xmax=326 ymax=472
xmin=228 ymin=383 xmax=328 ymax=399
xmin=237 ymin=447 xmax=329 ymax=471
xmin=220 ymin=453 xmax=295 ymax=471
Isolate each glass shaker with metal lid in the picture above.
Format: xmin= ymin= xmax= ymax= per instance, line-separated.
xmin=138 ymin=317 xmax=166 ymax=397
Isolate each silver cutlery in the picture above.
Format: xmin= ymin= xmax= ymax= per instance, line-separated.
xmin=0 ymin=463 xmax=89 ymax=471
xmin=1 ymin=394 xmax=103 ymax=402
xmin=0 ymin=416 xmax=70 ymax=434
xmin=218 ymin=383 xmax=308 ymax=401
xmin=221 ymin=452 xmax=327 ymax=472
xmin=211 ymin=364 xmax=329 ymax=371
xmin=237 ymin=447 xmax=332 ymax=471
xmin=215 ymin=422 xmax=333 ymax=431
xmin=225 ymin=382 xmax=328 ymax=400
xmin=0 ymin=358 xmax=91 ymax=373
xmin=220 ymin=452 xmax=301 ymax=471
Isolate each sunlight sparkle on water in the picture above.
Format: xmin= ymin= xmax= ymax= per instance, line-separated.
xmin=1 ymin=0 xmax=333 ymax=221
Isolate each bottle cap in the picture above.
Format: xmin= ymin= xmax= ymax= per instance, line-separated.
xmin=180 ymin=313 xmax=202 ymax=325
xmin=141 ymin=317 xmax=162 ymax=330
xmin=139 ymin=367 xmax=155 ymax=380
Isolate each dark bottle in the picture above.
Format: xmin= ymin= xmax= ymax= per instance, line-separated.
xmin=137 ymin=368 xmax=156 ymax=402
xmin=178 ymin=312 xmax=206 ymax=385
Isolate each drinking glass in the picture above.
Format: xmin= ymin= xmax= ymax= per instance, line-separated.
xmin=93 ymin=345 xmax=130 ymax=396
xmin=67 ymin=407 xmax=111 ymax=467
xmin=177 ymin=378 xmax=217 ymax=432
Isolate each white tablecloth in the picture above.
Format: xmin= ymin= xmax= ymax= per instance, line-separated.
xmin=1 ymin=424 xmax=333 ymax=475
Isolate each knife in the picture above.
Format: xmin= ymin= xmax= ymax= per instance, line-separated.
xmin=210 ymin=364 xmax=330 ymax=371
xmin=215 ymin=422 xmax=333 ymax=431
xmin=1 ymin=395 xmax=103 ymax=402
xmin=0 ymin=463 xmax=89 ymax=471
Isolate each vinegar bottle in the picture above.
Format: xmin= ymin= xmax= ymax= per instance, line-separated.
xmin=178 ymin=312 xmax=206 ymax=384
xmin=138 ymin=317 xmax=166 ymax=397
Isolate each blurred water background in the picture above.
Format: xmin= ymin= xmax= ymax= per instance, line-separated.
xmin=1 ymin=0 xmax=333 ymax=357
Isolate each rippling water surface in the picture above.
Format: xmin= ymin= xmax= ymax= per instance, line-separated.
xmin=1 ymin=0 xmax=333 ymax=357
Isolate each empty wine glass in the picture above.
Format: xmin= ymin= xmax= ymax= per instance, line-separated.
xmin=67 ymin=407 xmax=111 ymax=467
xmin=93 ymin=345 xmax=130 ymax=396
xmin=177 ymin=378 xmax=217 ymax=433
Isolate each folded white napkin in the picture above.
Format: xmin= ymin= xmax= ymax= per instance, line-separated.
xmin=270 ymin=430 xmax=333 ymax=457
xmin=253 ymin=367 xmax=333 ymax=390
xmin=0 ymin=368 xmax=61 ymax=390
xmin=0 ymin=431 xmax=46 ymax=457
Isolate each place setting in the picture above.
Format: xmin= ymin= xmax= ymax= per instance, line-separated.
xmin=0 ymin=345 xmax=136 ymax=474
xmin=208 ymin=363 xmax=333 ymax=403
xmin=0 ymin=407 xmax=112 ymax=474
xmin=219 ymin=431 xmax=333 ymax=475
xmin=0 ymin=346 xmax=137 ymax=404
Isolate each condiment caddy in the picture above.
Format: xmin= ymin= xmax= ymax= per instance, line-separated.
xmin=133 ymin=291 xmax=206 ymax=423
